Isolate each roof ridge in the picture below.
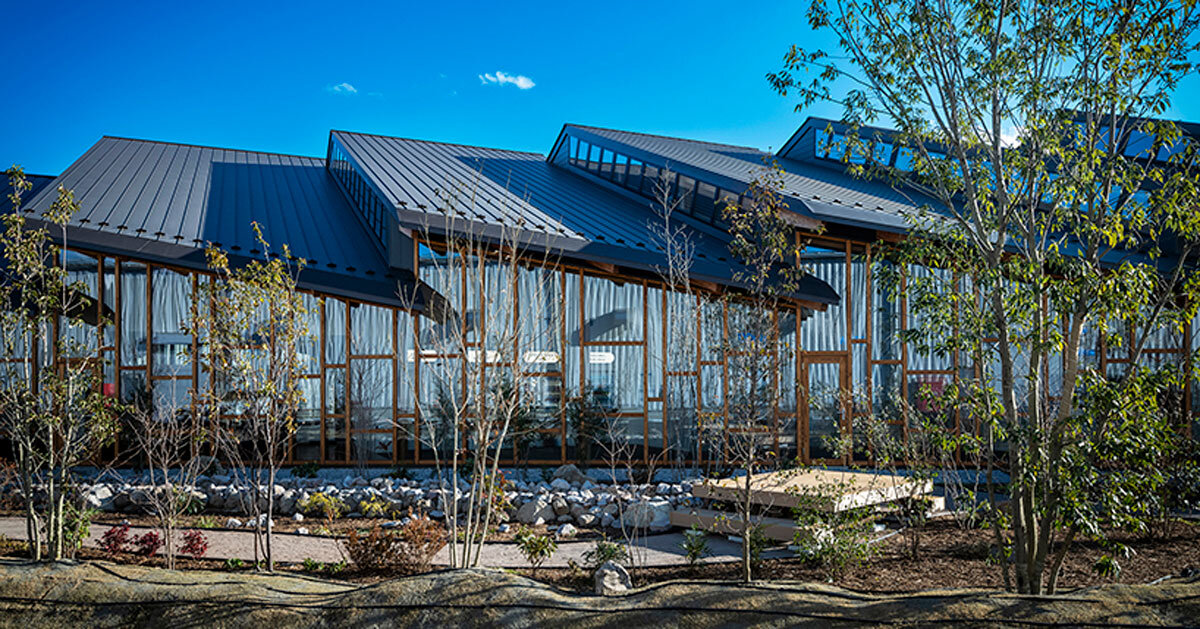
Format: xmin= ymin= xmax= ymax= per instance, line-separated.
xmin=563 ymin=123 xmax=766 ymax=153
xmin=331 ymin=129 xmax=546 ymax=157
xmin=99 ymin=135 xmax=323 ymax=161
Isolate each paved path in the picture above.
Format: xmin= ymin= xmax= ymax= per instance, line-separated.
xmin=0 ymin=517 xmax=789 ymax=568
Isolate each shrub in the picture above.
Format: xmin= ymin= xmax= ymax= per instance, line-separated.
xmin=224 ymin=557 xmax=245 ymax=570
xmin=100 ymin=524 xmax=132 ymax=555
xmin=582 ymin=538 xmax=628 ymax=570
xmin=133 ymin=531 xmax=164 ymax=557
xmin=680 ymin=526 xmax=711 ymax=566
xmin=180 ymin=529 xmax=209 ymax=559
xmin=196 ymin=516 xmax=219 ymax=529
xmin=301 ymin=557 xmax=321 ymax=572
xmin=344 ymin=518 xmax=446 ymax=574
xmin=293 ymin=462 xmax=321 ymax=479
xmin=299 ymin=493 xmax=346 ymax=524
xmin=791 ymin=505 xmax=875 ymax=579
xmin=515 ymin=527 xmax=557 ymax=575
xmin=63 ymin=504 xmax=98 ymax=558
xmin=358 ymin=496 xmax=390 ymax=518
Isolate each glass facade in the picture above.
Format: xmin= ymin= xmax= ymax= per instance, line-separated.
xmin=16 ymin=230 xmax=1198 ymax=467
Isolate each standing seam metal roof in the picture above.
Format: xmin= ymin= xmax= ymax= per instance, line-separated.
xmin=561 ymin=124 xmax=936 ymax=230
xmin=22 ymin=136 xmax=390 ymax=278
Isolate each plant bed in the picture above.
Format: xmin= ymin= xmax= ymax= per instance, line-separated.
xmin=514 ymin=519 xmax=1200 ymax=593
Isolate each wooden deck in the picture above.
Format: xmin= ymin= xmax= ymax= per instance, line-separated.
xmin=690 ymin=468 xmax=932 ymax=512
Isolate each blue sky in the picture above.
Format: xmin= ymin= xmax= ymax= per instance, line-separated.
xmin=4 ymin=1 xmax=1199 ymax=175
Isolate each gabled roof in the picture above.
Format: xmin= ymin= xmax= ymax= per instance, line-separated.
xmin=330 ymin=130 xmax=840 ymax=305
xmin=18 ymin=136 xmax=407 ymax=306
xmin=556 ymin=122 xmax=939 ymax=232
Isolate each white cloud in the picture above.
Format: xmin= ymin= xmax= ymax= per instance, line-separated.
xmin=999 ymin=124 xmax=1023 ymax=148
xmin=478 ymin=71 xmax=536 ymax=90
xmin=327 ymin=82 xmax=358 ymax=95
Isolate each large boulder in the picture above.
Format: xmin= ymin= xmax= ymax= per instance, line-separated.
xmin=618 ymin=499 xmax=672 ymax=532
xmin=551 ymin=464 xmax=589 ymax=485
xmin=551 ymin=496 xmax=570 ymax=516
xmin=515 ymin=497 xmax=556 ymax=525
xmin=594 ymin=560 xmax=632 ymax=596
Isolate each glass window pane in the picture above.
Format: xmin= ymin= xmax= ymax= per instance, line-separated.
xmin=613 ymin=154 xmax=628 ymax=185
xmin=582 ymin=275 xmax=643 ymax=343
xmin=675 ymin=175 xmax=695 ymax=213
xmin=518 ymin=266 xmax=562 ymax=373
xmin=325 ymin=299 xmax=346 ymax=364
xmin=151 ymin=268 xmax=192 ymax=376
xmin=626 ymin=159 xmax=643 ymax=191
xmin=397 ymin=309 xmax=415 ymax=412
xmin=694 ymin=182 xmax=717 ymax=221
xmin=120 ymin=262 xmax=148 ymax=366
xmin=351 ymin=303 xmax=392 ymax=355
xmin=807 ymin=361 xmax=843 ymax=459
xmin=584 ymin=345 xmax=644 ymax=414
xmin=294 ymin=378 xmax=321 ymax=461
xmin=351 ymin=432 xmax=394 ymax=463
xmin=800 ymin=246 xmax=847 ymax=351
xmin=349 ymin=358 xmax=393 ymax=431
xmin=873 ymin=262 xmax=902 ymax=360
xmin=599 ymin=148 xmax=614 ymax=179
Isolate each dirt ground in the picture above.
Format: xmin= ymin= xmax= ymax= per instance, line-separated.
xmin=2 ymin=559 xmax=1199 ymax=628
xmin=4 ymin=517 xmax=1198 ymax=594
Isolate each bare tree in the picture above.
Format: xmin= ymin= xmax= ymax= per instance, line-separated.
xmin=720 ymin=163 xmax=809 ymax=582
xmin=126 ymin=387 xmax=209 ymax=569
xmin=405 ymin=178 xmax=560 ymax=568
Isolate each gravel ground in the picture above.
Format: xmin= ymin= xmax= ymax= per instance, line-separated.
xmin=0 ymin=517 xmax=787 ymax=568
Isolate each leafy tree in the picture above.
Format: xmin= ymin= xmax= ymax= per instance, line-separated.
xmin=188 ymin=223 xmax=313 ymax=571
xmin=770 ymin=0 xmax=1200 ymax=594
xmin=0 ymin=167 xmax=119 ymax=561
xmin=720 ymin=163 xmax=810 ymax=582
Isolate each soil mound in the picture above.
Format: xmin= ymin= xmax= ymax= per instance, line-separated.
xmin=0 ymin=559 xmax=1197 ymax=627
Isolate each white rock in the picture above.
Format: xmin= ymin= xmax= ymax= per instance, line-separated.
xmin=225 ymin=517 xmax=243 ymax=528
xmin=594 ymin=561 xmax=632 ymax=595
xmin=296 ymin=527 xmax=309 ymax=536
xmin=619 ymin=499 xmax=672 ymax=531
xmin=556 ymin=523 xmax=578 ymax=538
xmin=515 ymin=497 xmax=556 ymax=525
xmin=292 ymin=512 xmax=304 ymax=522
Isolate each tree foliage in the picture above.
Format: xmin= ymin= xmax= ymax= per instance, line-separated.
xmin=0 ymin=167 xmax=119 ymax=561
xmin=770 ymin=0 xmax=1200 ymax=594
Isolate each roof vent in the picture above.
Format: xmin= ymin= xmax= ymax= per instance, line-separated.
xmin=154 ymin=231 xmax=165 ymax=237
xmin=326 ymin=263 xmax=337 ymax=269
xmin=346 ymin=267 xmax=356 ymax=272
xmin=97 ymin=221 xmax=108 ymax=227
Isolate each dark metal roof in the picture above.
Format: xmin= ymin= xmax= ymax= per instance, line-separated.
xmin=330 ymin=130 xmax=839 ymax=305
xmin=22 ymin=136 xmax=388 ymax=275
xmin=18 ymin=136 xmax=411 ymax=307
xmin=557 ymin=123 xmax=937 ymax=232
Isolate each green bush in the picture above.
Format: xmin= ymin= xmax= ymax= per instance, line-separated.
xmin=515 ymin=527 xmax=557 ymax=575
xmin=299 ymin=492 xmax=346 ymax=524
xmin=680 ymin=526 xmax=711 ymax=566
xmin=582 ymin=537 xmax=628 ymax=569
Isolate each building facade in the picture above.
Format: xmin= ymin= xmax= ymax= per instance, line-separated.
xmin=8 ymin=117 xmax=1198 ymax=466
